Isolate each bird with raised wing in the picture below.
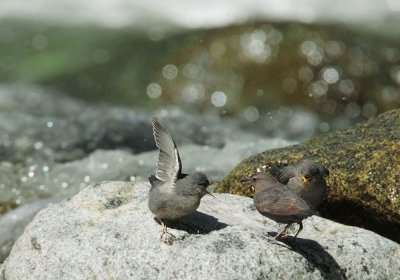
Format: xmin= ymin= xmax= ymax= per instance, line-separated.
xmin=148 ymin=117 xmax=212 ymax=243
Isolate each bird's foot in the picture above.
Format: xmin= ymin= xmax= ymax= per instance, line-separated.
xmin=263 ymin=232 xmax=277 ymax=241
xmin=160 ymin=231 xmax=176 ymax=245
xmin=274 ymin=224 xmax=292 ymax=240
xmin=160 ymin=222 xmax=176 ymax=245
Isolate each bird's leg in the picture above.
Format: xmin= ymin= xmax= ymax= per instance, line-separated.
xmin=292 ymin=221 xmax=303 ymax=241
xmin=160 ymin=221 xmax=175 ymax=245
xmin=275 ymin=223 xmax=291 ymax=240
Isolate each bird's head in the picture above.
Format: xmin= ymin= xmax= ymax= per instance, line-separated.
xmin=189 ymin=172 xmax=215 ymax=198
xmin=241 ymin=172 xmax=276 ymax=193
xmin=300 ymin=162 xmax=329 ymax=184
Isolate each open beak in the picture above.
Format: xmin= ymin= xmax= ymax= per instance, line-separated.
xmin=302 ymin=176 xmax=311 ymax=183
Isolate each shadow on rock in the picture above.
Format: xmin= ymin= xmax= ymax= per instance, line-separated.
xmin=155 ymin=211 xmax=228 ymax=234
xmin=278 ymin=235 xmax=347 ymax=280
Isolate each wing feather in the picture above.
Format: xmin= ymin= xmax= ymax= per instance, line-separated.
xmin=152 ymin=117 xmax=182 ymax=184
xmin=256 ymin=187 xmax=312 ymax=217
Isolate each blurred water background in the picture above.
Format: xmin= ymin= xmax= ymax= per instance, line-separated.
xmin=0 ymin=0 xmax=400 ymax=261
xmin=1 ymin=0 xmax=400 ymax=126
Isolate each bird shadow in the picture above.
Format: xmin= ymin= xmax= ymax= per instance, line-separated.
xmin=267 ymin=232 xmax=347 ymax=280
xmin=154 ymin=211 xmax=228 ymax=234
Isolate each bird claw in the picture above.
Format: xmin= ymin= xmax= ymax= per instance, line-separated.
xmin=160 ymin=222 xmax=176 ymax=245
xmin=160 ymin=231 xmax=176 ymax=245
xmin=263 ymin=233 xmax=277 ymax=241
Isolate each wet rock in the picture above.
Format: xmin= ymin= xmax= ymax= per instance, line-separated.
xmin=217 ymin=109 xmax=400 ymax=243
xmin=0 ymin=85 xmax=292 ymax=206
xmin=1 ymin=181 xmax=399 ymax=279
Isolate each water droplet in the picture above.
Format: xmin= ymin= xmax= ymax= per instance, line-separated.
xmin=211 ymin=91 xmax=227 ymax=107
xmin=101 ymin=163 xmax=109 ymax=169
xmin=321 ymin=67 xmax=339 ymax=84
xmin=146 ymin=83 xmax=162 ymax=99
xmin=34 ymin=141 xmax=43 ymax=150
xmin=181 ymin=84 xmax=205 ymax=103
xmin=243 ymin=106 xmax=260 ymax=122
xmin=298 ymin=66 xmax=314 ymax=82
xmin=338 ymin=79 xmax=355 ymax=95
xmin=256 ymin=89 xmax=264 ymax=96
xmin=162 ymin=64 xmax=178 ymax=80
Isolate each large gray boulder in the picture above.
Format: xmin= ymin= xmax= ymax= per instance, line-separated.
xmin=1 ymin=181 xmax=399 ymax=280
xmin=0 ymin=196 xmax=65 ymax=263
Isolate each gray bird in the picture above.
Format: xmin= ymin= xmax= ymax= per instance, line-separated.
xmin=148 ymin=117 xmax=212 ymax=241
xmin=271 ymin=160 xmax=329 ymax=209
xmin=248 ymin=172 xmax=315 ymax=241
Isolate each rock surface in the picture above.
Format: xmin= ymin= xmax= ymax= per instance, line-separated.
xmin=0 ymin=197 xmax=64 ymax=263
xmin=217 ymin=109 xmax=400 ymax=243
xmin=0 ymin=85 xmax=295 ymax=263
xmin=1 ymin=181 xmax=399 ymax=280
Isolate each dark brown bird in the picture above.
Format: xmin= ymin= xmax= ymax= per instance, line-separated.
xmin=271 ymin=160 xmax=329 ymax=209
xmin=249 ymin=172 xmax=315 ymax=241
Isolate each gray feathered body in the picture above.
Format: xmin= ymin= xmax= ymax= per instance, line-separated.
xmin=148 ymin=117 xmax=210 ymax=222
xmin=148 ymin=173 xmax=208 ymax=220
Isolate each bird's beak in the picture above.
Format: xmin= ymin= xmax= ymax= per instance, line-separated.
xmin=302 ymin=176 xmax=310 ymax=183
xmin=204 ymin=190 xmax=216 ymax=198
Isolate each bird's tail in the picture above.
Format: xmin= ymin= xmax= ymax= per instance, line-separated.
xmin=270 ymin=163 xmax=287 ymax=175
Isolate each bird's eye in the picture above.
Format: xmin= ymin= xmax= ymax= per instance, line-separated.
xmin=251 ymin=177 xmax=257 ymax=182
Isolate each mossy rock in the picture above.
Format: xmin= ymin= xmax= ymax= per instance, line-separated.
xmin=0 ymin=201 xmax=18 ymax=216
xmin=216 ymin=109 xmax=400 ymax=243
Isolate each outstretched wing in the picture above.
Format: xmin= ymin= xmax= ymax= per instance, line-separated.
xmin=152 ymin=117 xmax=182 ymax=184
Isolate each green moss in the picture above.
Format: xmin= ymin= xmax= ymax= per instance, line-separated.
xmin=0 ymin=201 xmax=18 ymax=216
xmin=216 ymin=110 xmax=400 ymax=243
